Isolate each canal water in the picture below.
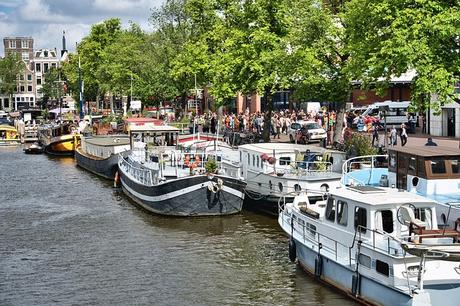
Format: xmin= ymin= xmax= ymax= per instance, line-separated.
xmin=0 ymin=146 xmax=356 ymax=306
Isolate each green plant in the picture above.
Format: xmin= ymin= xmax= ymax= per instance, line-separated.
xmin=204 ymin=157 xmax=218 ymax=174
xmin=344 ymin=132 xmax=377 ymax=157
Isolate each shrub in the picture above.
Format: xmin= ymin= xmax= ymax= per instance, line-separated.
xmin=345 ymin=132 xmax=377 ymax=157
xmin=205 ymin=157 xmax=218 ymax=174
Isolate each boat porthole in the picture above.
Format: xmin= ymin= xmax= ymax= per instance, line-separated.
xmin=269 ymin=181 xmax=273 ymax=190
xmin=441 ymin=213 xmax=447 ymax=225
xmin=412 ymin=177 xmax=419 ymax=187
xmin=278 ymin=182 xmax=283 ymax=192
xmin=294 ymin=184 xmax=301 ymax=192
xmin=320 ymin=184 xmax=329 ymax=192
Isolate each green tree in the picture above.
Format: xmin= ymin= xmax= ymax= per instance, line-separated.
xmin=345 ymin=0 xmax=460 ymax=113
xmin=0 ymin=53 xmax=25 ymax=110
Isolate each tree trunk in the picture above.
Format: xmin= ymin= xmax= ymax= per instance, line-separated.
xmin=262 ymin=88 xmax=272 ymax=142
xmin=110 ymin=93 xmax=114 ymax=113
xmin=333 ymin=103 xmax=346 ymax=144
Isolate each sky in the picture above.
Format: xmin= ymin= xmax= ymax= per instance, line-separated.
xmin=0 ymin=0 xmax=163 ymax=56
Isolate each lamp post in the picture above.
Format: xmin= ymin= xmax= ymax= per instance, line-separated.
xmin=379 ymin=105 xmax=390 ymax=149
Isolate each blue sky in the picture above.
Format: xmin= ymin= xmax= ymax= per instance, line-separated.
xmin=0 ymin=0 xmax=163 ymax=56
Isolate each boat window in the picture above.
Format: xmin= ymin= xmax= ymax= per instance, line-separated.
xmin=279 ymin=156 xmax=291 ymax=166
xmin=450 ymin=159 xmax=460 ymax=174
xmin=278 ymin=182 xmax=283 ymax=192
xmin=336 ymin=200 xmax=348 ymax=226
xmin=294 ymin=184 xmax=301 ymax=192
xmin=414 ymin=208 xmax=432 ymax=229
xmin=358 ymin=254 xmax=371 ymax=268
xmin=376 ymin=210 xmax=394 ymax=233
xmin=430 ymin=158 xmax=446 ymax=174
xmin=252 ymin=155 xmax=255 ymax=167
xmin=388 ymin=152 xmax=397 ymax=172
xmin=354 ymin=207 xmax=367 ymax=233
xmin=408 ymin=156 xmax=416 ymax=175
xmin=325 ymin=198 xmax=336 ymax=222
xmin=269 ymin=180 xmax=273 ymax=190
xmin=306 ymin=222 xmax=316 ymax=235
xmin=257 ymin=156 xmax=260 ymax=168
xmin=417 ymin=158 xmax=426 ymax=177
xmin=246 ymin=152 xmax=249 ymax=164
xmin=376 ymin=260 xmax=390 ymax=277
xmin=239 ymin=151 xmax=242 ymax=163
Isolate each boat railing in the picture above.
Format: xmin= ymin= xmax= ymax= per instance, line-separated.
xmin=341 ymin=154 xmax=388 ymax=186
xmin=353 ymin=225 xmax=407 ymax=257
xmin=119 ymin=155 xmax=154 ymax=186
xmin=282 ymin=160 xmax=333 ymax=176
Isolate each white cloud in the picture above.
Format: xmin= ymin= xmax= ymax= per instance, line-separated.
xmin=19 ymin=0 xmax=70 ymax=23
xmin=0 ymin=0 xmax=164 ymax=57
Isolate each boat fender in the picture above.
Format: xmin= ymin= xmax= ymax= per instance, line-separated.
xmin=351 ymin=274 xmax=361 ymax=296
xmin=114 ymin=171 xmax=120 ymax=188
xmin=314 ymin=255 xmax=323 ymax=277
xmin=288 ymin=238 xmax=296 ymax=262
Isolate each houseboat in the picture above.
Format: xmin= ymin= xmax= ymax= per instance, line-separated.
xmin=342 ymin=145 xmax=460 ymax=229
xmin=75 ymin=135 xmax=130 ymax=180
xmin=38 ymin=123 xmax=80 ymax=156
xmin=279 ymin=186 xmax=460 ymax=306
xmin=0 ymin=125 xmax=20 ymax=146
xmin=118 ymin=125 xmax=246 ymax=216
xmin=221 ymin=143 xmax=346 ymax=215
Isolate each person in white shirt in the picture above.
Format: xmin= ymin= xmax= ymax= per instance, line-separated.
xmin=400 ymin=124 xmax=408 ymax=146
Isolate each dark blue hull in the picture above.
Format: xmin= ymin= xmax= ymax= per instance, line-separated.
xmin=75 ymin=147 xmax=119 ymax=180
xmin=119 ymin=171 xmax=246 ymax=216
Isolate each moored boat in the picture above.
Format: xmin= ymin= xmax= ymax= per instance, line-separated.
xmin=38 ymin=123 xmax=80 ymax=156
xmin=279 ymin=186 xmax=460 ymax=306
xmin=221 ymin=142 xmax=346 ymax=216
xmin=0 ymin=125 xmax=20 ymax=146
xmin=23 ymin=142 xmax=44 ymax=154
xmin=75 ymin=135 xmax=130 ymax=180
xmin=118 ymin=125 xmax=246 ymax=216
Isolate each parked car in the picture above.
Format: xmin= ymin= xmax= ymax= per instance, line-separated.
xmin=288 ymin=120 xmax=327 ymax=144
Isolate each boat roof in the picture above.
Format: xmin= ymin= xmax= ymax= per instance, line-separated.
xmin=128 ymin=125 xmax=180 ymax=133
xmin=238 ymin=142 xmax=341 ymax=155
xmin=388 ymin=145 xmax=460 ymax=157
xmin=0 ymin=125 xmax=17 ymax=131
xmin=330 ymin=186 xmax=437 ymax=206
xmin=84 ymin=136 xmax=130 ymax=147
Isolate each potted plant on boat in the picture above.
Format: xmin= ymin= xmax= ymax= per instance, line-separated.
xmin=205 ymin=157 xmax=218 ymax=178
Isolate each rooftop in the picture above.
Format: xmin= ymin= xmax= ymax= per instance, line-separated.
xmin=388 ymin=145 xmax=460 ymax=157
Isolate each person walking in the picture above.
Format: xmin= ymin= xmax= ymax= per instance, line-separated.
xmin=390 ymin=125 xmax=397 ymax=146
xmin=400 ymin=123 xmax=408 ymax=146
xmin=372 ymin=121 xmax=380 ymax=147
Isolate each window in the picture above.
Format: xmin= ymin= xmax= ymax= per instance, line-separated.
xmin=21 ymin=52 xmax=29 ymax=61
xmin=278 ymin=182 xmax=283 ymax=192
xmin=246 ymin=152 xmax=249 ymax=164
xmin=20 ymin=86 xmax=25 ymax=92
xmin=417 ymin=158 xmax=426 ymax=177
xmin=450 ymin=159 xmax=460 ymax=174
xmin=252 ymin=155 xmax=255 ymax=166
xmin=376 ymin=260 xmax=390 ymax=277
xmin=279 ymin=156 xmax=291 ymax=166
xmin=358 ymin=254 xmax=371 ymax=268
xmin=35 ymin=63 xmax=41 ymax=72
xmin=27 ymin=74 xmax=32 ymax=81
xmin=51 ymin=63 xmax=57 ymax=68
xmin=27 ymin=85 xmax=32 ymax=92
xmin=408 ymin=156 xmax=416 ymax=175
xmin=325 ymin=197 xmax=336 ymax=222
xmin=414 ymin=208 xmax=432 ymax=229
xmin=21 ymin=40 xmax=29 ymax=48
xmin=44 ymin=50 xmax=48 ymax=57
xmin=9 ymin=40 xmax=16 ymax=48
xmin=336 ymin=200 xmax=348 ymax=226
xmin=37 ymin=78 xmax=42 ymax=85
xmin=376 ymin=210 xmax=393 ymax=233
xmin=44 ymin=63 xmax=49 ymax=73
xmin=257 ymin=156 xmax=260 ymax=168
xmin=20 ymin=74 xmax=24 ymax=81
xmin=354 ymin=207 xmax=367 ymax=233
xmin=30 ymin=97 xmax=34 ymax=102
xmin=389 ymin=152 xmax=397 ymax=172
xmin=430 ymin=159 xmax=446 ymax=174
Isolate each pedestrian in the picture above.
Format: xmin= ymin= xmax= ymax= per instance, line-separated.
xmin=390 ymin=125 xmax=397 ymax=146
xmin=400 ymin=123 xmax=408 ymax=146
xmin=425 ymin=137 xmax=437 ymax=146
xmin=372 ymin=121 xmax=380 ymax=147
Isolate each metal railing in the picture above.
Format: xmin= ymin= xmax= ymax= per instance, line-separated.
xmin=119 ymin=156 xmax=154 ymax=186
xmin=341 ymin=154 xmax=388 ymax=186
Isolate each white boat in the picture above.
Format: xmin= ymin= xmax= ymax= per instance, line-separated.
xmin=118 ymin=125 xmax=246 ymax=216
xmin=342 ymin=144 xmax=460 ymax=230
xmin=279 ymin=186 xmax=460 ymax=306
xmin=221 ymin=142 xmax=346 ymax=215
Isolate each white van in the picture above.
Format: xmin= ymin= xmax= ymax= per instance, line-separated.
xmin=354 ymin=101 xmax=410 ymax=125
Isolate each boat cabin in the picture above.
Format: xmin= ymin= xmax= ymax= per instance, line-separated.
xmin=387 ymin=146 xmax=460 ymax=197
xmin=81 ymin=136 xmax=130 ymax=159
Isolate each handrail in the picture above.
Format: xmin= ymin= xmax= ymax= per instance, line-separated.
xmin=341 ymin=154 xmax=388 ymax=175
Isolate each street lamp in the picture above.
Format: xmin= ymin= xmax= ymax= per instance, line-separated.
xmin=379 ymin=105 xmax=390 ymax=149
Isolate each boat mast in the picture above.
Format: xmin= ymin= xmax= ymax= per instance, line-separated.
xmin=78 ymin=55 xmax=84 ymax=119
